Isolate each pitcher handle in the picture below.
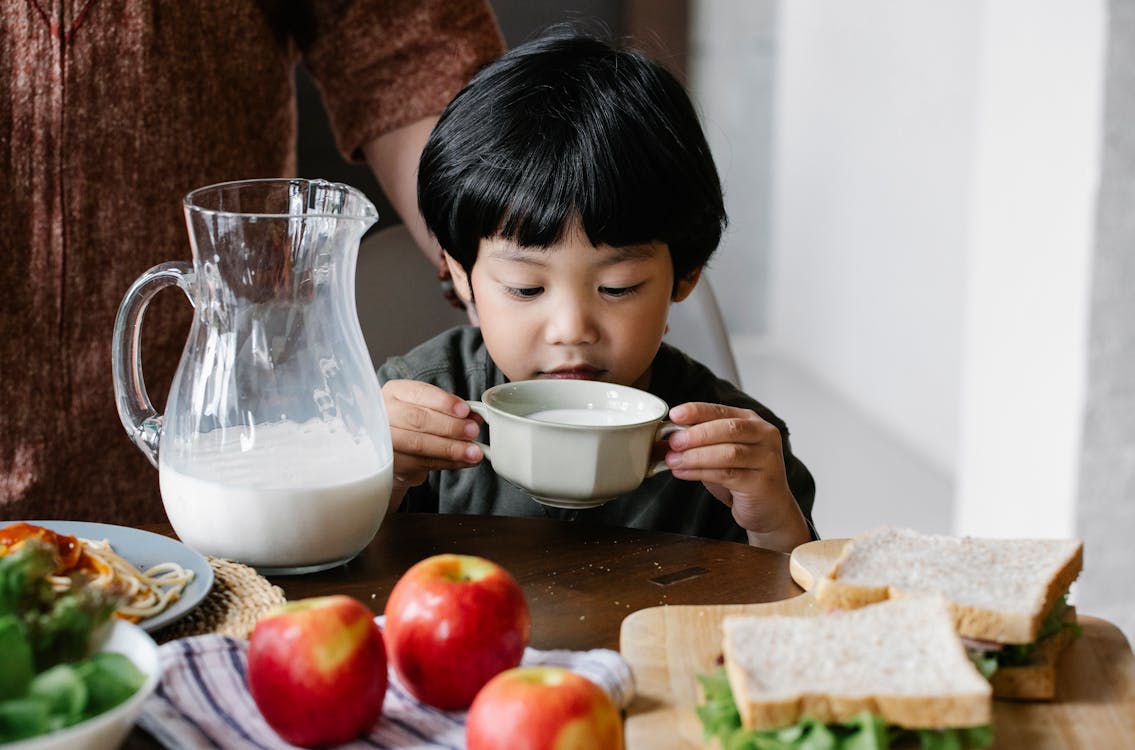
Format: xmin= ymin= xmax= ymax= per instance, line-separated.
xmin=111 ymin=261 xmax=195 ymax=468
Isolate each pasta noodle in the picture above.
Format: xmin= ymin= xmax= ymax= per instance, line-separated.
xmin=2 ymin=522 xmax=194 ymax=624
xmin=75 ymin=537 xmax=195 ymax=622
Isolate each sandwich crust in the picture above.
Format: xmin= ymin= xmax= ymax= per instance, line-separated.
xmin=815 ymin=527 xmax=1083 ymax=644
xmin=721 ymin=598 xmax=992 ymax=731
xmin=987 ymin=610 xmax=1079 ymax=700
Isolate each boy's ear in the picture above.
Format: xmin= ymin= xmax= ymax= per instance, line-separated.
xmin=672 ymin=267 xmax=703 ymax=302
xmin=443 ymin=252 xmax=474 ymax=304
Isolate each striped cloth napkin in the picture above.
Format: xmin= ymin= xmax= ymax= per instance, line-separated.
xmin=137 ymin=619 xmax=635 ymax=749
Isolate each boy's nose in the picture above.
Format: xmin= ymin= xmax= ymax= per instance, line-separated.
xmin=545 ymin=299 xmax=598 ymax=345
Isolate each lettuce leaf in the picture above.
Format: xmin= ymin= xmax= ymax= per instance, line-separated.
xmin=968 ymin=651 xmax=999 ymax=681
xmin=986 ymin=594 xmax=1081 ymax=670
xmin=696 ymin=668 xmax=993 ymax=750
xmin=696 ymin=667 xmax=742 ymax=741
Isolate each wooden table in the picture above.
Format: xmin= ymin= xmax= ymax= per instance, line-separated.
xmin=126 ymin=512 xmax=800 ymax=748
xmin=265 ymin=513 xmax=801 ymax=651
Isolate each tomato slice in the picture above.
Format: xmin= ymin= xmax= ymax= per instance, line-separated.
xmin=0 ymin=522 xmax=92 ymax=573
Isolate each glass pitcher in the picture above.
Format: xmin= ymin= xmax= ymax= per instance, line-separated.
xmin=112 ymin=179 xmax=393 ymax=574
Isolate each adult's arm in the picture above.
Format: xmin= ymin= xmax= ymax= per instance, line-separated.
xmin=300 ymin=0 xmax=503 ymax=292
xmin=362 ymin=116 xmax=443 ymax=270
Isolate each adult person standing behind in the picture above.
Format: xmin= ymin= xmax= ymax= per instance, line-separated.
xmin=0 ymin=2 xmax=505 ymax=525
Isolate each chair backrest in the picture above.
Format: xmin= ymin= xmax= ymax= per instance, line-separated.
xmin=356 ymin=224 xmax=741 ymax=386
xmin=664 ymin=279 xmax=742 ymax=386
xmin=355 ymin=225 xmax=467 ymax=369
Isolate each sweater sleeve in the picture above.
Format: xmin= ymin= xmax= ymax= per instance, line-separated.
xmin=376 ymin=326 xmax=499 ymax=400
xmin=300 ymin=0 xmax=505 ymax=161
xmin=651 ymin=343 xmax=820 ymax=539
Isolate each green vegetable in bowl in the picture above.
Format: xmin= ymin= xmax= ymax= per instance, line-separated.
xmin=1 ymin=541 xmax=121 ymax=670
xmin=0 ymin=541 xmax=146 ymax=743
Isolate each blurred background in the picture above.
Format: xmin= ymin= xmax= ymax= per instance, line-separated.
xmin=299 ymin=0 xmax=1133 ymax=640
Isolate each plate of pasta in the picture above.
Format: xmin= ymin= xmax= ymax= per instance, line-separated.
xmin=2 ymin=520 xmax=213 ymax=633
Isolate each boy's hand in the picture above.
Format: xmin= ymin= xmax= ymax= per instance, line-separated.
xmin=664 ymin=402 xmax=810 ymax=553
xmin=382 ymin=379 xmax=483 ymax=500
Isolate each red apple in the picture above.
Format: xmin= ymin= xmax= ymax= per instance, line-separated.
xmin=383 ymin=553 xmax=530 ymax=709
xmin=247 ymin=595 xmax=387 ymax=747
xmin=466 ymin=666 xmax=624 ymax=750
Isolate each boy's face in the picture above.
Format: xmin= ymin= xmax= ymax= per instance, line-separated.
xmin=446 ymin=223 xmax=699 ymax=390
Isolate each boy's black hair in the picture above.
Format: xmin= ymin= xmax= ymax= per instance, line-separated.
xmin=417 ymin=27 xmax=727 ymax=286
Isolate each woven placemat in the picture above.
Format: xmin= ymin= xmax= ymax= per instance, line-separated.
xmin=154 ymin=557 xmax=286 ymax=643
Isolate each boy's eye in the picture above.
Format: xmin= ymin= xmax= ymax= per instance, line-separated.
xmin=600 ymin=284 xmax=641 ymax=298
xmin=505 ymin=286 xmax=543 ymax=299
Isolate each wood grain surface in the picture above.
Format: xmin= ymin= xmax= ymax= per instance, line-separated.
xmin=788 ymin=537 xmax=847 ymax=589
xmin=266 ymin=512 xmax=804 ymax=652
xmin=127 ymin=513 xmax=804 ymax=749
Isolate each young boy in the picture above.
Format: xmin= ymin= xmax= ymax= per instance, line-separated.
xmin=378 ymin=29 xmax=815 ymax=553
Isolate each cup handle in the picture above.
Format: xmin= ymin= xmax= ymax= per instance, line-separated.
xmin=465 ymin=401 xmax=491 ymax=461
xmin=647 ymin=421 xmax=687 ymax=477
xmin=111 ymin=261 xmax=195 ymax=468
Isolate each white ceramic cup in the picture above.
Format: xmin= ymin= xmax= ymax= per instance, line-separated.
xmin=466 ymin=380 xmax=682 ymax=508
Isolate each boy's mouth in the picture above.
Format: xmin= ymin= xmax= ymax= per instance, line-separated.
xmin=540 ymin=365 xmax=605 ymax=380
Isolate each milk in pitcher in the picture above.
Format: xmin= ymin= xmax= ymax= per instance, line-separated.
xmin=159 ymin=418 xmax=392 ymax=570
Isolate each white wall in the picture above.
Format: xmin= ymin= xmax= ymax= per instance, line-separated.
xmin=956 ymin=1 xmax=1104 ymax=538
xmin=767 ymin=1 xmax=980 ymax=478
xmin=694 ymin=0 xmax=1123 ymax=639
xmin=690 ymin=0 xmax=777 ymax=336
xmin=1077 ymin=0 xmax=1135 ymax=651
xmin=699 ymin=0 xmax=1103 ymax=539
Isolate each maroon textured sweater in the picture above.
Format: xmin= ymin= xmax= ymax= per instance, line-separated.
xmin=0 ymin=0 xmax=504 ymax=524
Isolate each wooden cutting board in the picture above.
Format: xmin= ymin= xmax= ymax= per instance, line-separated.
xmin=620 ymin=539 xmax=1135 ymax=749
xmin=787 ymin=537 xmax=848 ymax=589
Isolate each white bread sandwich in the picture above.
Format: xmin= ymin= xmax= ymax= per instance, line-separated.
xmin=697 ymin=598 xmax=994 ymax=749
xmin=814 ymin=526 xmax=1084 ymax=700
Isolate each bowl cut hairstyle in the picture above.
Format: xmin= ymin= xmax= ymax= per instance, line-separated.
xmin=417 ymin=29 xmax=727 ymax=287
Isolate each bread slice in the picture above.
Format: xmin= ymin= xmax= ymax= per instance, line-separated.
xmin=721 ymin=598 xmax=992 ymax=731
xmin=814 ymin=527 xmax=1083 ymax=644
xmin=988 ymin=616 xmax=1078 ymax=700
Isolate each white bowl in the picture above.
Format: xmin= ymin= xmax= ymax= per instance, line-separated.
xmin=7 ymin=620 xmax=162 ymax=750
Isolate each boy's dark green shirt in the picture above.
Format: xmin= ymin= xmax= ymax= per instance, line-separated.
xmin=377 ymin=327 xmax=816 ymax=543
